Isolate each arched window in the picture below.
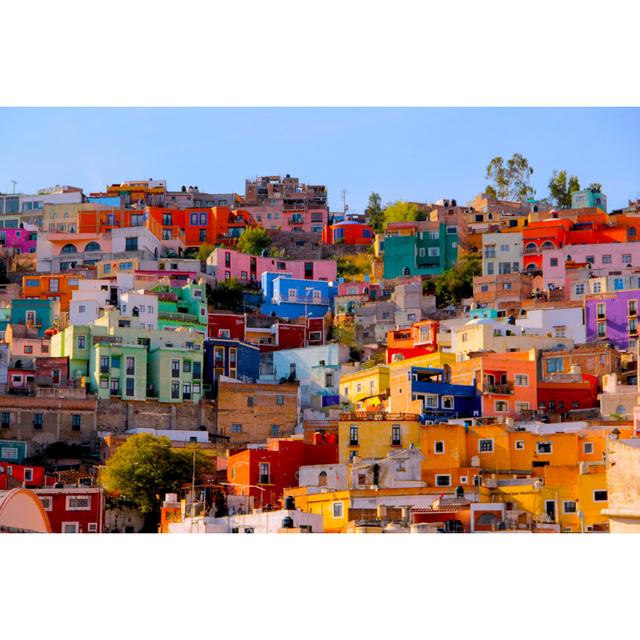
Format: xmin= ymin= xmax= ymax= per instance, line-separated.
xmin=85 ymin=241 xmax=101 ymax=252
xmin=403 ymin=266 xmax=410 ymax=276
xmin=132 ymin=306 xmax=140 ymax=317
xmin=61 ymin=244 xmax=77 ymax=254
xmin=526 ymin=263 xmax=537 ymax=273
xmin=526 ymin=243 xmax=537 ymax=251
xmin=541 ymin=241 xmax=555 ymax=250
xmin=318 ymin=471 xmax=327 ymax=487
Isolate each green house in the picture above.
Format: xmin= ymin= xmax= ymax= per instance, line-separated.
xmin=50 ymin=325 xmax=92 ymax=381
xmin=148 ymin=346 xmax=204 ymax=403
xmin=154 ymin=283 xmax=207 ymax=334
xmin=383 ymin=222 xmax=458 ymax=279
xmin=90 ymin=340 xmax=148 ymax=400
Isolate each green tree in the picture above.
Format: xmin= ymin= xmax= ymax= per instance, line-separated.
xmin=207 ymin=277 xmax=244 ymax=311
xmin=196 ymin=243 xmax=216 ymax=262
xmin=548 ymin=170 xmax=580 ymax=208
xmin=365 ymin=191 xmax=384 ymax=234
xmin=589 ymin=182 xmax=603 ymax=193
xmin=383 ymin=201 xmax=421 ymax=227
xmin=484 ymin=153 xmax=535 ymax=201
xmin=237 ymin=226 xmax=271 ymax=255
xmin=101 ymin=434 xmax=211 ymax=530
xmin=434 ymin=253 xmax=482 ymax=307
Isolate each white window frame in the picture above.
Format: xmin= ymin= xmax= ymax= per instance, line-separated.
xmin=66 ymin=495 xmax=91 ymax=511
xmin=536 ymin=441 xmax=553 ymax=455
xmin=23 ymin=468 xmax=33 ymax=482
xmin=40 ymin=496 xmax=53 ymax=511
xmin=88 ymin=523 xmax=98 ymax=533
xmin=515 ymin=440 xmax=525 ymax=450
xmin=441 ymin=395 xmax=454 ymax=410
xmin=514 ymin=374 xmax=529 ymax=386
xmin=583 ymin=442 xmax=594 ymax=455
xmin=332 ymin=501 xmax=344 ymax=519
xmin=425 ymin=394 xmax=438 ymax=408
xmin=494 ymin=400 xmax=509 ymax=413
xmin=61 ymin=522 xmax=80 ymax=533
xmin=459 ymin=476 xmax=468 ymax=485
xmin=434 ymin=441 xmax=445 ymax=455
xmin=562 ymin=500 xmax=577 ymax=515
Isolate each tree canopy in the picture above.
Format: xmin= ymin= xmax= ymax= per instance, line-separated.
xmin=365 ymin=191 xmax=384 ymax=234
xmin=196 ymin=243 xmax=216 ymax=262
xmin=484 ymin=153 xmax=535 ymax=201
xmin=207 ymin=277 xmax=244 ymax=311
xmin=548 ymin=170 xmax=580 ymax=208
xmin=237 ymin=226 xmax=271 ymax=255
xmin=383 ymin=201 xmax=421 ymax=227
xmin=433 ymin=253 xmax=482 ymax=307
xmin=101 ymin=434 xmax=211 ymax=519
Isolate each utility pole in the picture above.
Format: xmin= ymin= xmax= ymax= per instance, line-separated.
xmin=10 ymin=180 xmax=17 ymax=194
xmin=342 ymin=189 xmax=348 ymax=213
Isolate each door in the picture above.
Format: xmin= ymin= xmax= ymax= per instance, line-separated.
xmin=545 ymin=500 xmax=556 ymax=522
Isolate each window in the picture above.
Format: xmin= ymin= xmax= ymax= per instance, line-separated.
xmin=126 ymin=356 xmax=135 ymax=376
xmin=629 ymin=300 xmax=638 ymax=317
xmin=500 ymin=244 xmax=509 ymax=252
xmin=40 ymin=496 xmax=52 ymax=511
xmin=441 ymin=395 xmax=454 ymax=410
xmin=602 ymin=254 xmax=612 ymax=264
xmin=103 ymin=264 xmax=111 ymax=274
xmin=434 ymin=441 xmax=445 ymax=454
xmin=593 ymin=281 xmax=602 ymax=294
xmin=66 ymin=496 xmax=91 ymax=511
xmin=231 ymin=424 xmax=242 ymax=433
xmin=100 ymin=379 xmax=109 ymax=389
xmin=270 ymin=424 xmax=280 ymax=437
xmin=72 ymin=415 xmax=81 ymax=431
xmin=514 ymin=374 xmax=528 ymax=386
xmin=435 ymin=474 xmax=451 ymax=487
xmin=171 ymin=359 xmax=180 ymax=378
xmin=88 ymin=523 xmax=98 ymax=533
xmin=575 ymin=284 xmax=585 ymax=296
xmin=515 ymin=402 xmax=530 ymax=413
xmin=563 ymin=501 xmax=577 ymax=514
xmin=583 ymin=442 xmax=594 ymax=455
xmin=1 ymin=412 xmax=10 ymax=428
xmin=259 ymin=463 xmax=270 ymax=484
xmin=481 ymin=285 xmax=489 ymax=293
xmin=100 ymin=355 xmax=109 ymax=374
xmin=391 ymin=425 xmax=401 ymax=446
xmin=515 ymin=440 xmax=525 ymax=450
xmin=276 ymin=394 xmax=284 ymax=406
xmin=33 ymin=413 xmax=43 ymax=429
xmin=597 ymin=321 xmax=606 ymax=338
xmin=537 ymin=442 xmax=552 ymax=454
xmin=49 ymin=278 xmax=59 ymax=293
xmin=593 ymin=490 xmax=608 ymax=502
xmin=110 ymin=378 xmax=120 ymax=395
xmin=478 ymin=439 xmax=494 ymax=453
xmin=494 ymin=400 xmax=508 ymax=413
xmin=349 ymin=426 xmax=359 ymax=446
xmin=586 ymin=255 xmax=595 ymax=265
xmin=247 ymin=396 xmax=254 ymax=407
xmin=25 ymin=310 xmax=36 ymax=325
xmin=192 ymin=361 xmax=201 ymax=379
xmin=550 ymin=258 xmax=558 ymax=267
xmin=171 ymin=383 xmax=180 ymax=400
xmin=622 ymin=254 xmax=632 ymax=265
xmin=125 ymin=237 xmax=138 ymax=251
xmin=425 ymin=395 xmax=438 ymax=408
xmin=503 ymin=282 xmax=512 ymax=291
xmin=24 ymin=468 xmax=33 ymax=482
xmin=629 ymin=318 xmax=638 ymax=335
xmin=24 ymin=345 xmax=33 ymax=354
xmin=332 ymin=502 xmax=343 ymax=519
xmin=125 ymin=377 xmax=135 ymax=397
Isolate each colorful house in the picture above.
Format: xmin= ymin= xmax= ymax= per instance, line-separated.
xmin=10 ymin=299 xmax=59 ymax=337
xmin=585 ymin=289 xmax=640 ymax=350
xmin=22 ymin=273 xmax=84 ymax=314
xmin=204 ymin=338 xmax=260 ymax=390
xmin=386 ymin=320 xmax=438 ymax=364
xmin=0 ymin=226 xmax=37 ymax=254
xmin=322 ymin=221 xmax=373 ymax=245
xmin=259 ymin=272 xmax=337 ymax=319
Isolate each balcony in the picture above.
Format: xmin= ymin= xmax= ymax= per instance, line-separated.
xmin=483 ymin=382 xmax=514 ymax=395
xmin=484 ymin=251 xmax=496 ymax=259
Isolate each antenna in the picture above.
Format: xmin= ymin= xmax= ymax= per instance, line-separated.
xmin=342 ymin=189 xmax=348 ymax=212
xmin=10 ymin=180 xmax=17 ymax=194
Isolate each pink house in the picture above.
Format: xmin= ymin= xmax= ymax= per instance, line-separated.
xmin=543 ymin=242 xmax=640 ymax=289
xmin=243 ymin=204 xmax=328 ymax=233
xmin=0 ymin=226 xmax=37 ymax=254
xmin=4 ymin=325 xmax=51 ymax=359
xmin=337 ymin=280 xmax=383 ymax=297
xmin=207 ymin=248 xmax=337 ymax=284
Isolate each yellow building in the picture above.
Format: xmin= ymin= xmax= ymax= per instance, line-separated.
xmin=338 ymin=414 xmax=420 ymax=465
xmin=340 ymin=364 xmax=390 ymax=409
xmin=41 ymin=202 xmax=103 ymax=234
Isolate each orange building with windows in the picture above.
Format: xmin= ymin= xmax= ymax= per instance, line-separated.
xmin=450 ymin=351 xmax=538 ymax=418
xmin=22 ymin=273 xmax=84 ymax=314
xmin=386 ymin=320 xmax=438 ymax=364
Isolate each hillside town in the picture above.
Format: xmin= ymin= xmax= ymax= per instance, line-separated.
xmin=2 ymin=169 xmax=640 ymax=534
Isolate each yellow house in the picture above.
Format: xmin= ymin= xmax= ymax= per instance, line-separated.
xmin=338 ymin=414 xmax=420 ymax=465
xmin=340 ymin=364 xmax=390 ymax=409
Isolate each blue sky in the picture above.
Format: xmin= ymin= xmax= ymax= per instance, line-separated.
xmin=0 ymin=108 xmax=638 ymax=211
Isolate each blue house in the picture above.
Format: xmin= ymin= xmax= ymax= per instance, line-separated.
xmin=408 ymin=367 xmax=480 ymax=424
xmin=260 ymin=272 xmax=337 ymax=320
xmin=203 ymin=338 xmax=260 ymax=395
xmin=0 ymin=439 xmax=28 ymax=464
xmin=10 ymin=299 xmax=58 ymax=337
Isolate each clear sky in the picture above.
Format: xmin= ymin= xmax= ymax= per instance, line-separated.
xmin=0 ymin=108 xmax=638 ymax=212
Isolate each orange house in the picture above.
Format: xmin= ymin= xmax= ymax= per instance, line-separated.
xmin=22 ymin=273 xmax=84 ymax=314
xmin=386 ymin=320 xmax=438 ymax=364
xmin=77 ymin=208 xmax=147 ymax=234
xmin=450 ymin=351 xmax=538 ymax=418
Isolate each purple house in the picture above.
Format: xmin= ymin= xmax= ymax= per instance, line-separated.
xmin=0 ymin=226 xmax=37 ymax=254
xmin=585 ymin=289 xmax=640 ymax=349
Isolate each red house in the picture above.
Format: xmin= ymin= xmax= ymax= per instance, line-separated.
xmin=208 ymin=311 xmax=246 ymax=340
xmin=322 ymin=221 xmax=374 ymax=245
xmin=0 ymin=462 xmax=47 ymax=489
xmin=227 ymin=434 xmax=338 ymax=509
xmin=34 ymin=487 xmax=104 ymax=533
xmin=537 ymin=374 xmax=599 ymax=414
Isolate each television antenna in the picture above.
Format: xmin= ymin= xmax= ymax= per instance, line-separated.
xmin=10 ymin=180 xmax=17 ymax=194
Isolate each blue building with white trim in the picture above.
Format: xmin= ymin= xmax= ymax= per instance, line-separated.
xmin=260 ymin=272 xmax=337 ymax=320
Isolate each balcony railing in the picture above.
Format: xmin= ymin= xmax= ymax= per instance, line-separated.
xmin=483 ymin=382 xmax=514 ymax=394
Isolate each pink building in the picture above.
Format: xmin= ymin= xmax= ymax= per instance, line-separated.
xmin=4 ymin=325 xmax=51 ymax=359
xmin=242 ymin=204 xmax=328 ymax=233
xmin=337 ymin=280 xmax=383 ymax=297
xmin=207 ymin=248 xmax=337 ymax=284
xmin=543 ymin=242 xmax=640 ymax=289
xmin=0 ymin=226 xmax=37 ymax=254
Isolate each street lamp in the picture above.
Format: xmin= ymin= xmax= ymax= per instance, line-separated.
xmin=304 ymin=287 xmax=314 ymax=344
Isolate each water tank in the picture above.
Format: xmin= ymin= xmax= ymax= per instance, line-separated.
xmin=284 ymin=495 xmax=296 ymax=510
xmin=281 ymin=516 xmax=294 ymax=529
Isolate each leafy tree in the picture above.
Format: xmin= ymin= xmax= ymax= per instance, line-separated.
xmin=237 ymin=226 xmax=271 ymax=255
xmin=333 ymin=322 xmax=356 ymax=347
xmin=196 ymin=243 xmax=216 ymax=262
xmin=208 ymin=277 xmax=244 ymax=311
xmin=434 ymin=253 xmax=482 ymax=307
xmin=101 ymin=434 xmax=211 ymax=530
xmin=548 ymin=170 xmax=580 ymax=208
xmin=383 ymin=201 xmax=421 ymax=227
xmin=365 ymin=191 xmax=384 ymax=234
xmin=484 ymin=153 xmax=535 ymax=201
xmin=589 ymin=182 xmax=603 ymax=193
xmin=336 ymin=254 xmax=371 ymax=279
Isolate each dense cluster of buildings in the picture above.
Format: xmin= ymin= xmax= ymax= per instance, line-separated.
xmin=2 ymin=176 xmax=640 ymax=534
